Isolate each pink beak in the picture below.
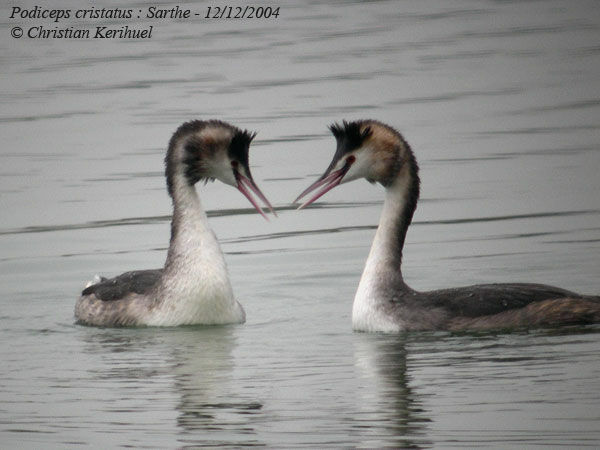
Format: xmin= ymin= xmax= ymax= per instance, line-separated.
xmin=235 ymin=171 xmax=276 ymax=220
xmin=294 ymin=158 xmax=354 ymax=209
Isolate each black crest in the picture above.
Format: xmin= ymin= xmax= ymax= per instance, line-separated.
xmin=228 ymin=129 xmax=257 ymax=167
xmin=329 ymin=120 xmax=373 ymax=154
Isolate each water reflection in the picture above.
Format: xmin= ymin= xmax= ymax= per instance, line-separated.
xmin=353 ymin=335 xmax=431 ymax=448
xmin=81 ymin=326 xmax=264 ymax=447
xmin=167 ymin=328 xmax=263 ymax=447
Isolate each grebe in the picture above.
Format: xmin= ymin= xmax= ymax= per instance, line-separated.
xmin=75 ymin=120 xmax=274 ymax=327
xmin=295 ymin=120 xmax=600 ymax=332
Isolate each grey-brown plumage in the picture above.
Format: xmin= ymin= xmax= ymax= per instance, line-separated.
xmin=295 ymin=119 xmax=600 ymax=332
xmin=81 ymin=270 xmax=162 ymax=301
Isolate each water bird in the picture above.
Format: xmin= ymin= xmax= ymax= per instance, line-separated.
xmin=295 ymin=119 xmax=600 ymax=332
xmin=76 ymin=120 xmax=274 ymax=327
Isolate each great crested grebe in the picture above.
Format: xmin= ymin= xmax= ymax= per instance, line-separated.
xmin=75 ymin=120 xmax=274 ymax=327
xmin=295 ymin=120 xmax=600 ymax=332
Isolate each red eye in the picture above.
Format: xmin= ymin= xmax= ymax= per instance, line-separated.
xmin=231 ymin=160 xmax=239 ymax=168
xmin=347 ymin=155 xmax=356 ymax=164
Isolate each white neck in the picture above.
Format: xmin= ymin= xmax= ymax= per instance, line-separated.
xmin=352 ymin=173 xmax=413 ymax=332
xmin=165 ymin=178 xmax=212 ymax=269
xmin=363 ymin=174 xmax=412 ymax=279
xmin=149 ymin=176 xmax=242 ymax=325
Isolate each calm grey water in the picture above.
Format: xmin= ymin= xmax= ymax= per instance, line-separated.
xmin=2 ymin=0 xmax=600 ymax=448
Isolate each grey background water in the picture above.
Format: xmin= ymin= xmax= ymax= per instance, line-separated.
xmin=2 ymin=0 xmax=600 ymax=447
